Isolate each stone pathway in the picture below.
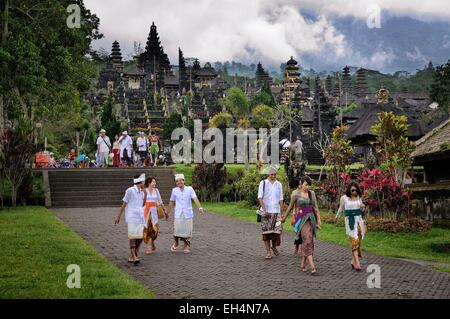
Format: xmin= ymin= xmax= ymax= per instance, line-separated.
xmin=53 ymin=207 xmax=450 ymax=299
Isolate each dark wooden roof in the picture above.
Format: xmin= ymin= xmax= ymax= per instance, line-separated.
xmin=164 ymin=75 xmax=179 ymax=86
xmin=346 ymin=102 xmax=425 ymax=142
xmin=123 ymin=66 xmax=146 ymax=76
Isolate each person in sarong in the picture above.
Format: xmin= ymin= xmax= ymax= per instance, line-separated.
xmin=166 ymin=174 xmax=204 ymax=253
xmin=115 ymin=173 xmax=146 ymax=264
xmin=335 ymin=182 xmax=366 ymax=271
xmin=258 ymin=166 xmax=284 ymax=260
xmin=143 ymin=176 xmax=167 ymax=254
xmin=282 ymin=176 xmax=321 ymax=275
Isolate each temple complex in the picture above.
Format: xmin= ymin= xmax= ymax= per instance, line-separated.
xmin=92 ymin=23 xmax=448 ymax=167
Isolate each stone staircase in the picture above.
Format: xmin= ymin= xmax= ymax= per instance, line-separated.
xmin=47 ymin=168 xmax=175 ymax=208
xmin=304 ymin=145 xmax=325 ymax=165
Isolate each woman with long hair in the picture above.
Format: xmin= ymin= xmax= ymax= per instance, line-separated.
xmin=282 ymin=176 xmax=321 ymax=275
xmin=143 ymin=176 xmax=167 ymax=254
xmin=335 ymin=181 xmax=366 ymax=271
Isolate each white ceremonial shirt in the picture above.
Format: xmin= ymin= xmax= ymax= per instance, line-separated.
xmin=119 ymin=135 xmax=133 ymax=157
xmin=258 ymin=179 xmax=283 ymax=214
xmin=96 ymin=136 xmax=111 ymax=153
xmin=122 ymin=185 xmax=145 ymax=224
xmin=170 ymin=186 xmax=197 ymax=219
xmin=136 ymin=137 xmax=148 ymax=152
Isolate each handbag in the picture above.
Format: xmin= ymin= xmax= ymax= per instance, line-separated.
xmin=257 ymin=180 xmax=266 ymax=223
xmin=156 ymin=189 xmax=165 ymax=219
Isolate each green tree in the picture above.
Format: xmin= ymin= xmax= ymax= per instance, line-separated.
xmin=210 ymin=111 xmax=234 ymax=129
xmin=250 ymin=82 xmax=275 ymax=107
xmin=430 ymin=59 xmax=450 ymax=111
xmin=251 ymin=104 xmax=274 ymax=129
xmin=370 ymin=111 xmax=416 ymax=187
xmin=220 ymin=87 xmax=249 ymax=121
xmin=162 ymin=112 xmax=183 ymax=140
xmin=99 ymin=94 xmax=121 ymax=139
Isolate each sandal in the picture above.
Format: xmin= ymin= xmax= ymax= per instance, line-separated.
xmin=300 ymin=263 xmax=307 ymax=272
xmin=146 ymin=246 xmax=153 ymax=255
xmin=170 ymin=244 xmax=178 ymax=252
xmin=310 ymin=268 xmax=317 ymax=275
xmin=183 ymin=248 xmax=191 ymax=254
xmin=128 ymin=257 xmax=134 ymax=263
xmin=271 ymin=247 xmax=280 ymax=256
xmin=265 ymin=254 xmax=272 ymax=260
xmin=133 ymin=258 xmax=140 ymax=265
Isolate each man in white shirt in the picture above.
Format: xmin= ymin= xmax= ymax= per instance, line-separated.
xmin=115 ymin=173 xmax=146 ymax=264
xmin=258 ymin=165 xmax=284 ymax=259
xmin=167 ymin=174 xmax=204 ymax=253
xmin=96 ymin=129 xmax=111 ymax=168
xmin=118 ymin=131 xmax=133 ymax=167
xmin=136 ymin=131 xmax=148 ymax=167
xmin=294 ymin=136 xmax=303 ymax=161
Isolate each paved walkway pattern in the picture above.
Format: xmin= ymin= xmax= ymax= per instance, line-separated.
xmin=54 ymin=208 xmax=450 ymax=299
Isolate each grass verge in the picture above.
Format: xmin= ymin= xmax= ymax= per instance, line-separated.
xmin=0 ymin=206 xmax=153 ymax=298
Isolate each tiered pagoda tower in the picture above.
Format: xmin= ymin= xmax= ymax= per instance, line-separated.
xmin=282 ymin=56 xmax=301 ymax=106
xmin=354 ymin=68 xmax=368 ymax=98
xmin=178 ymin=48 xmax=188 ymax=94
xmin=138 ymin=22 xmax=171 ymax=91
xmin=255 ymin=62 xmax=273 ymax=90
xmin=325 ymin=75 xmax=333 ymax=96
xmin=333 ymin=73 xmax=341 ymax=97
xmin=110 ymin=41 xmax=123 ymax=71
xmin=342 ymin=65 xmax=352 ymax=96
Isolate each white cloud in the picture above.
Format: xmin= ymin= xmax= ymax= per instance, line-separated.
xmin=85 ymin=0 xmax=449 ymax=72
xmin=86 ymin=0 xmax=346 ymax=66
xmin=290 ymin=0 xmax=450 ymax=21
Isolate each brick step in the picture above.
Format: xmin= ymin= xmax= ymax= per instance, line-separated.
xmin=51 ymin=193 xmax=172 ymax=201
xmin=50 ymin=185 xmax=175 ymax=195
xmin=51 ymin=195 xmax=171 ymax=202
xmin=51 ymin=201 xmax=125 ymax=208
xmin=49 ymin=175 xmax=175 ymax=181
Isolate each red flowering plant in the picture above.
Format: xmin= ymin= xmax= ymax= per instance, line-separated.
xmin=358 ymin=168 xmax=412 ymax=221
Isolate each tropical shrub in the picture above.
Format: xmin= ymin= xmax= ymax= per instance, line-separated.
xmin=358 ymin=168 xmax=412 ymax=221
xmin=192 ymin=162 xmax=226 ymax=202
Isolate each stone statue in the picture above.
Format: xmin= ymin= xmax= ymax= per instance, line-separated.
xmin=377 ymin=86 xmax=390 ymax=104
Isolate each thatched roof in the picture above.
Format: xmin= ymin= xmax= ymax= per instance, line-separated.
xmin=346 ymin=102 xmax=425 ymax=143
xmin=411 ymin=118 xmax=450 ymax=160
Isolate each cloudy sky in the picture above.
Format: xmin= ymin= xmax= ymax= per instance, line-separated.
xmin=85 ymin=0 xmax=450 ymax=73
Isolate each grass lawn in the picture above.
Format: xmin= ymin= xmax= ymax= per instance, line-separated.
xmin=0 ymin=206 xmax=153 ymax=299
xmin=202 ymin=201 xmax=450 ymax=264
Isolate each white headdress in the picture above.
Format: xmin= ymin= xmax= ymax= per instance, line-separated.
xmin=133 ymin=173 xmax=145 ymax=184
xmin=174 ymin=174 xmax=185 ymax=181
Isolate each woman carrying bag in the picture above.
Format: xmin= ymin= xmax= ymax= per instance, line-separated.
xmin=143 ymin=176 xmax=167 ymax=254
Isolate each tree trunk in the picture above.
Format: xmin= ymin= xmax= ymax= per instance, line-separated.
xmin=11 ymin=184 xmax=17 ymax=207
xmin=0 ymin=95 xmax=4 ymax=136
